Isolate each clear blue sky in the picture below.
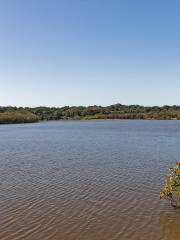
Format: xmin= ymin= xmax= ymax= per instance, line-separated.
xmin=0 ymin=0 xmax=180 ymax=107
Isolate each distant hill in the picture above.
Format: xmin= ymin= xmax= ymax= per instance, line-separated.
xmin=1 ymin=104 xmax=180 ymax=123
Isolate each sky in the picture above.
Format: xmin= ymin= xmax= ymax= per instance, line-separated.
xmin=0 ymin=0 xmax=180 ymax=107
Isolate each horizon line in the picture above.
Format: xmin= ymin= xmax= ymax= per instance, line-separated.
xmin=1 ymin=103 xmax=180 ymax=108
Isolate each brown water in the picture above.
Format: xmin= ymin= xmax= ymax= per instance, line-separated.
xmin=0 ymin=120 xmax=180 ymax=240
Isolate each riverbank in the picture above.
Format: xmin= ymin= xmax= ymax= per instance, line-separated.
xmin=1 ymin=103 xmax=180 ymax=123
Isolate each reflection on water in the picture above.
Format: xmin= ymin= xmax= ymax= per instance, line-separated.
xmin=0 ymin=120 xmax=180 ymax=240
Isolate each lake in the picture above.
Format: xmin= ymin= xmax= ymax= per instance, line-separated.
xmin=0 ymin=120 xmax=180 ymax=240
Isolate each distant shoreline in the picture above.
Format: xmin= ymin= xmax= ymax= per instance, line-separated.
xmin=1 ymin=104 xmax=180 ymax=124
xmin=0 ymin=118 xmax=180 ymax=125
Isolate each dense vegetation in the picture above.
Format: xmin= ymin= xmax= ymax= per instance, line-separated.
xmin=1 ymin=104 xmax=180 ymax=123
xmin=0 ymin=111 xmax=38 ymax=124
xmin=160 ymin=162 xmax=180 ymax=208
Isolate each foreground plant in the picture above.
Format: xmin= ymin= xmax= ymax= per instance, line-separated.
xmin=160 ymin=162 xmax=180 ymax=207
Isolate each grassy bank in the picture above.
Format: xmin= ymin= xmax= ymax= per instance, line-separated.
xmin=0 ymin=111 xmax=39 ymax=124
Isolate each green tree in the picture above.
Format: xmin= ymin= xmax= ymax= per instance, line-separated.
xmin=160 ymin=162 xmax=180 ymax=208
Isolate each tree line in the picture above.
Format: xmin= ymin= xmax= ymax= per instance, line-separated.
xmin=1 ymin=104 xmax=180 ymax=123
